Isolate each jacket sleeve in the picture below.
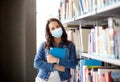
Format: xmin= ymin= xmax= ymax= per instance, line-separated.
xmin=33 ymin=42 xmax=54 ymax=71
xmin=58 ymin=41 xmax=77 ymax=69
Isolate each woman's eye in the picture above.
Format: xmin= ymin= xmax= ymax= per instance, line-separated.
xmin=51 ymin=28 xmax=55 ymax=30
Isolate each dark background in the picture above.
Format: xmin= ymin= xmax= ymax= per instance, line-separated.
xmin=0 ymin=0 xmax=37 ymax=82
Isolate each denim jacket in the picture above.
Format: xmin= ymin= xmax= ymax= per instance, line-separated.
xmin=34 ymin=41 xmax=77 ymax=81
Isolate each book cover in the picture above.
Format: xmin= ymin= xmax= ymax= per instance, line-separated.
xmin=104 ymin=71 xmax=112 ymax=82
xmin=80 ymin=59 xmax=102 ymax=68
xmin=79 ymin=28 xmax=91 ymax=53
xmin=91 ymin=68 xmax=99 ymax=82
xmin=50 ymin=47 xmax=67 ymax=58
xmin=98 ymin=68 xmax=120 ymax=82
xmin=111 ymin=72 xmax=120 ymax=82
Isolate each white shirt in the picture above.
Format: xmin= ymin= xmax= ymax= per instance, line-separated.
xmin=35 ymin=71 xmax=67 ymax=82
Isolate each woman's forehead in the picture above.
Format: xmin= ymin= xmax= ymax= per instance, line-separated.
xmin=49 ymin=21 xmax=59 ymax=27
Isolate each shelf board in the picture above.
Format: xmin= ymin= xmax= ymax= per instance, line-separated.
xmin=81 ymin=53 xmax=120 ymax=66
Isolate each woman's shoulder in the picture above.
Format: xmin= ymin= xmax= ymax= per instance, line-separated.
xmin=38 ymin=41 xmax=46 ymax=48
xmin=41 ymin=41 xmax=46 ymax=45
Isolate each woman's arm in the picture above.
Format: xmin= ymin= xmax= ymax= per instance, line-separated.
xmin=54 ymin=64 xmax=65 ymax=72
xmin=33 ymin=42 xmax=54 ymax=71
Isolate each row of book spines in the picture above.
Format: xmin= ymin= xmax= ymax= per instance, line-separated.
xmin=79 ymin=66 xmax=120 ymax=82
xmin=88 ymin=25 xmax=120 ymax=59
xmin=86 ymin=17 xmax=120 ymax=59
xmin=65 ymin=19 xmax=120 ymax=59
xmin=58 ymin=0 xmax=80 ymax=20
xmin=58 ymin=0 xmax=119 ymax=21
xmin=79 ymin=0 xmax=119 ymax=14
xmin=66 ymin=29 xmax=82 ymax=58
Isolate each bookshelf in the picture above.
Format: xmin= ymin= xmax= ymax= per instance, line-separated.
xmin=60 ymin=0 xmax=120 ymax=23
xmin=59 ymin=0 xmax=120 ymax=66
xmin=59 ymin=0 xmax=120 ymax=82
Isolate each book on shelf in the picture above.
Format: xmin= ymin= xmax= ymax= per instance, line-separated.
xmin=95 ymin=26 xmax=108 ymax=56
xmin=79 ymin=0 xmax=84 ymax=14
xmin=98 ymin=68 xmax=120 ymax=82
xmin=79 ymin=27 xmax=91 ymax=53
xmin=79 ymin=59 xmax=102 ymax=68
xmin=97 ymin=0 xmax=104 ymax=9
xmin=91 ymin=67 xmax=102 ymax=82
xmin=66 ymin=28 xmax=81 ymax=58
xmin=72 ymin=0 xmax=81 ymax=16
xmin=62 ymin=0 xmax=67 ymax=20
xmin=89 ymin=20 xmax=120 ymax=59
xmin=90 ymin=28 xmax=95 ymax=54
xmin=65 ymin=0 xmax=69 ymax=19
xmin=110 ymin=71 xmax=120 ymax=82
xmin=80 ymin=65 xmax=120 ymax=82
xmin=108 ymin=17 xmax=120 ymax=59
xmin=79 ymin=0 xmax=89 ymax=14
xmin=50 ymin=47 xmax=66 ymax=59
xmin=68 ymin=0 xmax=73 ymax=19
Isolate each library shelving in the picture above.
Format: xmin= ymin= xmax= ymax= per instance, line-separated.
xmin=59 ymin=0 xmax=120 ymax=66
xmin=58 ymin=0 xmax=120 ymax=82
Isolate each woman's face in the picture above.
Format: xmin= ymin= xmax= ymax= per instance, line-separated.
xmin=49 ymin=21 xmax=60 ymax=33
xmin=49 ymin=21 xmax=63 ymax=38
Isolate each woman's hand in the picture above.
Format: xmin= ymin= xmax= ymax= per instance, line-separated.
xmin=47 ymin=54 xmax=65 ymax=72
xmin=47 ymin=54 xmax=59 ymax=64
xmin=54 ymin=64 xmax=65 ymax=72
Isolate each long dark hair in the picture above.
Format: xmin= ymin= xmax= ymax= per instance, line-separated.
xmin=45 ymin=18 xmax=69 ymax=49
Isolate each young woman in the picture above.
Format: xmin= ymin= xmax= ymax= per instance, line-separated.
xmin=34 ymin=18 xmax=77 ymax=82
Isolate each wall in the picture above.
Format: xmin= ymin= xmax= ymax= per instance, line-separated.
xmin=0 ymin=0 xmax=37 ymax=82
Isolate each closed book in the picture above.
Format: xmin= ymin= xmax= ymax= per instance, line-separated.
xmin=98 ymin=68 xmax=120 ymax=82
xmin=80 ymin=59 xmax=102 ymax=68
xmin=50 ymin=47 xmax=66 ymax=58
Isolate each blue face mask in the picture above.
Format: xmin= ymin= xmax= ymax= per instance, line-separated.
xmin=51 ymin=27 xmax=63 ymax=38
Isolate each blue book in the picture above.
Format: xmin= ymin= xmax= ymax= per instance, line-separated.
xmin=50 ymin=47 xmax=66 ymax=58
xmin=79 ymin=59 xmax=102 ymax=82
xmin=80 ymin=59 xmax=102 ymax=68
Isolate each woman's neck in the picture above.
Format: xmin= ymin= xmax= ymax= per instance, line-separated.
xmin=54 ymin=38 xmax=61 ymax=47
